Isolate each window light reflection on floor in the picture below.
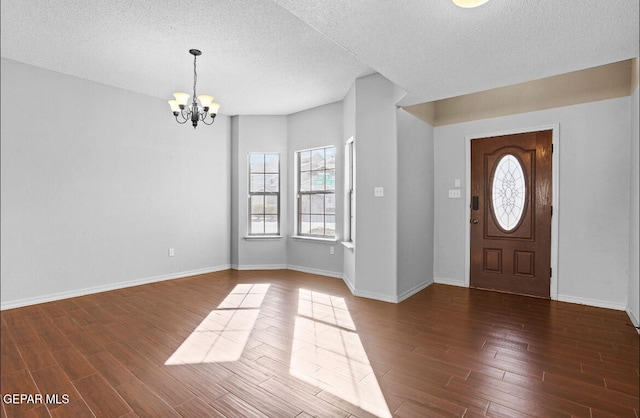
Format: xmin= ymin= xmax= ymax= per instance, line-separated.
xmin=165 ymin=284 xmax=270 ymax=365
xmin=290 ymin=289 xmax=391 ymax=418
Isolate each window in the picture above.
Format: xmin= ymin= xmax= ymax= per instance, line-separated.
xmin=296 ymin=146 xmax=336 ymax=237
xmin=491 ymin=154 xmax=525 ymax=231
xmin=345 ymin=137 xmax=355 ymax=243
xmin=248 ymin=153 xmax=280 ymax=235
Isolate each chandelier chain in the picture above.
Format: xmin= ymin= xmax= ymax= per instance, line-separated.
xmin=192 ymin=54 xmax=198 ymax=101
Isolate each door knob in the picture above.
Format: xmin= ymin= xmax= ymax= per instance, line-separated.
xmin=472 ymin=219 xmax=479 ymax=224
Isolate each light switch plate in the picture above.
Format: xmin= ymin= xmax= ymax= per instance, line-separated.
xmin=448 ymin=189 xmax=461 ymax=199
xmin=454 ymin=178 xmax=461 ymax=188
xmin=374 ymin=187 xmax=384 ymax=197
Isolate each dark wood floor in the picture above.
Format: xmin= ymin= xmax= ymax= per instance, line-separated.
xmin=1 ymin=270 xmax=638 ymax=417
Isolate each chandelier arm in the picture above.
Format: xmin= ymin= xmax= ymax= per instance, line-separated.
xmin=201 ymin=114 xmax=216 ymax=125
xmin=174 ymin=115 xmax=188 ymax=124
xmin=175 ymin=108 xmax=190 ymax=123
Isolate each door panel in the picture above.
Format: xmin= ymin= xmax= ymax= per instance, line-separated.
xmin=470 ymin=130 xmax=552 ymax=298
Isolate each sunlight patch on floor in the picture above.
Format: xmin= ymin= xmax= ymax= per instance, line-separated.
xmin=165 ymin=283 xmax=269 ymax=365
xmin=290 ymin=289 xmax=391 ymax=417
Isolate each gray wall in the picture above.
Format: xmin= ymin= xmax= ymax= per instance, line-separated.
xmin=230 ymin=115 xmax=288 ymax=269
xmin=287 ymin=102 xmax=344 ymax=277
xmin=628 ymin=78 xmax=639 ymax=326
xmin=397 ymin=110 xmax=435 ymax=299
xmin=0 ymin=58 xmax=231 ymax=308
xmin=434 ymin=96 xmax=633 ymax=309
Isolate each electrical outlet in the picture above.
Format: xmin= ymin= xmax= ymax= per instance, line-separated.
xmin=448 ymin=189 xmax=461 ymax=199
xmin=374 ymin=187 xmax=384 ymax=197
xmin=329 ymin=246 xmax=335 ymax=255
xmin=168 ymin=248 xmax=175 ymax=257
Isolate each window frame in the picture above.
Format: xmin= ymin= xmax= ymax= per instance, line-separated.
xmin=295 ymin=145 xmax=336 ymax=239
xmin=247 ymin=152 xmax=281 ymax=236
xmin=345 ymin=137 xmax=355 ymax=244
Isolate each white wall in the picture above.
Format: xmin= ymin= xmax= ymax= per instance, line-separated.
xmin=0 ymin=58 xmax=230 ymax=309
xmin=397 ymin=110 xmax=435 ymax=299
xmin=628 ymin=78 xmax=639 ymax=326
xmin=434 ymin=97 xmax=632 ymax=309
xmin=349 ymin=73 xmax=403 ymax=302
xmin=230 ymin=116 xmax=288 ymax=269
xmin=287 ymin=102 xmax=344 ymax=277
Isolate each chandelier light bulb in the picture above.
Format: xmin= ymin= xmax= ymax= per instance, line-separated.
xmin=452 ymin=0 xmax=490 ymax=8
xmin=197 ymin=95 xmax=214 ymax=109
xmin=168 ymin=100 xmax=181 ymax=113
xmin=173 ymin=92 xmax=190 ymax=107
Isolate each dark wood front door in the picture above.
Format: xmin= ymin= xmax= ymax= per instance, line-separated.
xmin=470 ymin=130 xmax=552 ymax=298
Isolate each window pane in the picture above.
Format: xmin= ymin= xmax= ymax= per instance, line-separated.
xmin=492 ymin=154 xmax=526 ymax=231
xmin=301 ymin=214 xmax=311 ymax=234
xmin=310 ymin=194 xmax=324 ymax=214
xmin=325 ymin=169 xmax=335 ymax=191
xmin=325 ymin=215 xmax=336 ymax=236
xmin=310 ymin=215 xmax=325 ymax=235
xmin=311 ymin=171 xmax=325 ymax=191
xmin=325 ymin=147 xmax=336 ymax=169
xmin=300 ymin=172 xmax=311 ymax=192
xmin=265 ymin=216 xmax=278 ymax=234
xmin=250 ymin=153 xmax=265 ymax=173
xmin=265 ymin=174 xmax=279 ymax=192
xmin=300 ymin=151 xmax=311 ymax=172
xmin=311 ymin=149 xmax=325 ymax=170
xmin=251 ymin=215 xmax=264 ymax=234
xmin=250 ymin=174 xmax=265 ymax=192
xmin=265 ymin=154 xmax=279 ymax=173
xmin=251 ymin=195 xmax=264 ymax=214
xmin=325 ymin=194 xmax=335 ymax=214
xmin=300 ymin=194 xmax=310 ymax=214
xmin=265 ymin=195 xmax=278 ymax=214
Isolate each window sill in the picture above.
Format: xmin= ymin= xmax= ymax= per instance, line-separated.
xmin=291 ymin=235 xmax=338 ymax=244
xmin=341 ymin=241 xmax=354 ymax=251
xmin=244 ymin=235 xmax=283 ymax=240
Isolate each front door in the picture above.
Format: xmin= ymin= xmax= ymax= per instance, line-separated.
xmin=470 ymin=130 xmax=552 ymax=298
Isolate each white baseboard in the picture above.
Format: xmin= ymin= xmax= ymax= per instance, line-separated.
xmin=231 ymin=264 xmax=288 ymax=270
xmin=626 ymin=307 xmax=640 ymax=334
xmin=0 ymin=265 xmax=231 ymax=311
xmin=350 ymin=288 xmax=398 ymax=304
xmin=557 ymin=294 xmax=626 ymax=311
xmin=341 ymin=273 xmax=396 ymax=303
xmin=342 ymin=274 xmax=356 ymax=294
xmin=397 ymin=280 xmax=433 ymax=303
xmin=347 ymin=281 xmax=433 ymax=304
xmin=287 ymin=265 xmax=342 ymax=279
xmin=434 ymin=277 xmax=466 ymax=287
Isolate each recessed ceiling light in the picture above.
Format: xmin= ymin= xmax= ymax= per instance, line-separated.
xmin=452 ymin=0 xmax=490 ymax=8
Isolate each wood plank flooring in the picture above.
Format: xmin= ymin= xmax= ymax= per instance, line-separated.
xmin=1 ymin=269 xmax=638 ymax=417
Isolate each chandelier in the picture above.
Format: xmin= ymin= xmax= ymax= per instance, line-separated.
xmin=168 ymin=49 xmax=220 ymax=128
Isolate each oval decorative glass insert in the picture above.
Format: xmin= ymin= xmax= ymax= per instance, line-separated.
xmin=491 ymin=154 xmax=526 ymax=231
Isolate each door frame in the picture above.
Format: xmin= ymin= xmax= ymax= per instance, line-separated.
xmin=464 ymin=124 xmax=560 ymax=300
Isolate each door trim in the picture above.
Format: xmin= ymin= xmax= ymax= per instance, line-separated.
xmin=464 ymin=124 xmax=560 ymax=300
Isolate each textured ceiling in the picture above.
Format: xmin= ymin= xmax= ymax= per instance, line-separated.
xmin=1 ymin=0 xmax=638 ymax=115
